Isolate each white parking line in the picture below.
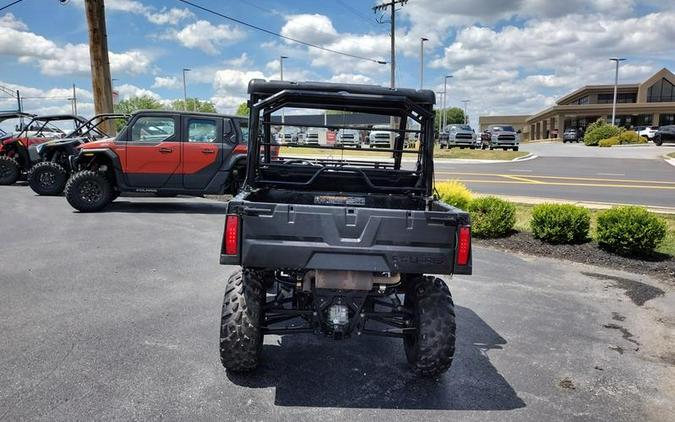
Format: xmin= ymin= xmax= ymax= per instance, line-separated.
xmin=508 ymin=169 xmax=532 ymax=172
xmin=596 ymin=172 xmax=625 ymax=176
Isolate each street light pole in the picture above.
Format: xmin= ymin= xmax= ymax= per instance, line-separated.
xmin=182 ymin=68 xmax=191 ymax=111
xmin=419 ymin=37 xmax=428 ymax=90
xmin=442 ymin=75 xmax=453 ymax=129
xmin=609 ymin=57 xmax=626 ymax=126
xmin=461 ymin=99 xmax=470 ymax=125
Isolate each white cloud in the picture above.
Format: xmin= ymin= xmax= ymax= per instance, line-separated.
xmin=151 ymin=76 xmax=182 ymax=90
xmin=0 ymin=13 xmax=28 ymax=31
xmin=280 ymin=14 xmax=339 ymax=45
xmin=162 ymin=20 xmax=246 ymax=54
xmin=0 ymin=19 xmax=153 ymax=76
xmin=329 ymin=73 xmax=374 ymax=84
xmin=115 ymin=83 xmax=161 ymax=100
xmin=146 ymin=7 xmax=194 ymax=25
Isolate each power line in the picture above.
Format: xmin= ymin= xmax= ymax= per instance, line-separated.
xmin=336 ymin=0 xmax=379 ymax=29
xmin=0 ymin=0 xmax=24 ymax=12
xmin=177 ymin=0 xmax=387 ymax=64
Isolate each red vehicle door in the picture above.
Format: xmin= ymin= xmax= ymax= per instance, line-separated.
xmin=181 ymin=116 xmax=236 ymax=189
xmin=123 ymin=115 xmax=181 ymax=188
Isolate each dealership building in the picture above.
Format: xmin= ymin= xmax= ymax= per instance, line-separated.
xmin=479 ymin=68 xmax=675 ymax=141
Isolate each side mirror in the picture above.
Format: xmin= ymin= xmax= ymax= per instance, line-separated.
xmin=517 ymin=129 xmax=522 ymax=134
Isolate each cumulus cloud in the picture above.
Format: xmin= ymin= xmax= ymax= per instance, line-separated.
xmin=114 ymin=83 xmax=161 ymax=100
xmin=162 ymin=20 xmax=246 ymax=54
xmin=0 ymin=16 xmax=152 ymax=76
xmin=0 ymin=13 xmax=27 ymax=31
xmin=146 ymin=7 xmax=194 ymax=25
xmin=152 ymin=76 xmax=182 ymax=90
xmin=280 ymin=14 xmax=339 ymax=45
xmin=329 ymin=73 xmax=374 ymax=84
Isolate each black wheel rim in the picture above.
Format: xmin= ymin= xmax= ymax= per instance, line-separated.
xmin=38 ymin=170 xmax=56 ymax=188
xmin=80 ymin=180 xmax=103 ymax=203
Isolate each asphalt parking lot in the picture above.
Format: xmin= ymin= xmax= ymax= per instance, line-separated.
xmin=1 ymin=186 xmax=673 ymax=421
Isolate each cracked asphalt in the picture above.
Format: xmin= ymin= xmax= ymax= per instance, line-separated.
xmin=0 ymin=185 xmax=673 ymax=421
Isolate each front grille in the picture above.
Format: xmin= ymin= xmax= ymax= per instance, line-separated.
xmin=498 ymin=135 xmax=516 ymax=141
xmin=375 ymin=134 xmax=390 ymax=139
xmin=455 ymin=133 xmax=472 ymax=139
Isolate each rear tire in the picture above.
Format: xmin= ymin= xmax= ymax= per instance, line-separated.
xmin=28 ymin=161 xmax=68 ymax=195
xmin=404 ymin=276 xmax=456 ymax=377
xmin=654 ymin=135 xmax=662 ymax=146
xmin=219 ymin=268 xmax=265 ymax=372
xmin=65 ymin=170 xmax=113 ymax=212
xmin=0 ymin=155 xmax=20 ymax=185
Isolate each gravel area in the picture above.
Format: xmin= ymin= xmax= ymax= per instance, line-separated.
xmin=476 ymin=232 xmax=675 ymax=283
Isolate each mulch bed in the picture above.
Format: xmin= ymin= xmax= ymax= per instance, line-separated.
xmin=475 ymin=232 xmax=675 ymax=283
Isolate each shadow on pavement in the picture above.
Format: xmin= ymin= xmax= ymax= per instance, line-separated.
xmin=227 ymin=305 xmax=525 ymax=411
xmin=92 ymin=200 xmax=228 ymax=215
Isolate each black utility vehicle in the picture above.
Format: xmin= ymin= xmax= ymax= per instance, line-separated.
xmin=218 ymin=80 xmax=472 ymax=376
xmin=28 ymin=113 xmax=129 ymax=195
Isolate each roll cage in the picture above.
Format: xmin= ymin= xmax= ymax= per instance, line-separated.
xmin=245 ymin=80 xmax=436 ymax=196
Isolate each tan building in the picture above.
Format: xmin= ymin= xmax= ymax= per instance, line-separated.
xmin=479 ymin=68 xmax=675 ymax=141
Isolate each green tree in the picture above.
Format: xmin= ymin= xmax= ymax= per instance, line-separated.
xmin=435 ymin=107 xmax=466 ymax=131
xmin=171 ymin=98 xmax=216 ymax=113
xmin=114 ymin=95 xmax=164 ymax=114
xmin=235 ymin=102 xmax=249 ymax=116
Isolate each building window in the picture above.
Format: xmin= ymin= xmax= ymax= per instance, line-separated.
xmin=598 ymin=93 xmax=636 ymax=104
xmin=647 ymin=78 xmax=675 ymax=102
xmin=575 ymin=96 xmax=589 ymax=105
xmin=660 ymin=114 xmax=675 ymax=126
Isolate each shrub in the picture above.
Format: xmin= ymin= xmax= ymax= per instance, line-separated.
xmin=467 ymin=196 xmax=516 ymax=238
xmin=583 ymin=119 xmax=621 ymax=146
xmin=598 ymin=137 xmax=619 ymax=147
xmin=436 ymin=180 xmax=473 ymax=210
xmin=618 ymin=130 xmax=646 ymax=144
xmin=596 ymin=206 xmax=667 ymax=256
xmin=530 ymin=203 xmax=591 ymax=244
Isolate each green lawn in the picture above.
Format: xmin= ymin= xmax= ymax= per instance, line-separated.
xmin=512 ymin=203 xmax=675 ymax=256
xmin=279 ymin=146 xmax=528 ymax=161
xmin=667 ymin=152 xmax=675 ymax=159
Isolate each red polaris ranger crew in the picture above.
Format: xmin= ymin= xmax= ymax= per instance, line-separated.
xmin=65 ymin=110 xmax=260 ymax=212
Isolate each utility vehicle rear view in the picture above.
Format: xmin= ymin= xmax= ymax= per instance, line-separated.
xmin=218 ymin=80 xmax=472 ymax=376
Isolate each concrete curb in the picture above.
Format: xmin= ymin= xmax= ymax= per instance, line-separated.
xmin=477 ymin=193 xmax=675 ymax=215
xmin=662 ymin=154 xmax=675 ymax=167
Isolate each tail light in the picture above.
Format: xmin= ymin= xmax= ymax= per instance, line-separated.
xmin=456 ymin=226 xmax=471 ymax=266
xmin=223 ymin=214 xmax=240 ymax=255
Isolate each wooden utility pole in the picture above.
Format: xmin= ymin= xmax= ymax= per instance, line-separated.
xmin=84 ymin=0 xmax=114 ymax=132
xmin=373 ymin=0 xmax=408 ymax=89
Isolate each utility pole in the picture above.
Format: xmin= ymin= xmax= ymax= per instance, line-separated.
xmin=279 ymin=55 xmax=288 ymax=132
xmin=419 ymin=37 xmax=428 ymax=90
xmin=373 ymin=0 xmax=408 ymax=89
xmin=609 ymin=57 xmax=626 ymax=127
xmin=70 ymin=83 xmax=78 ymax=116
xmin=84 ymin=0 xmax=114 ymax=133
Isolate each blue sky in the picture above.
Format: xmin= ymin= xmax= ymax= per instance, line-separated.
xmin=1 ymin=0 xmax=674 ymax=126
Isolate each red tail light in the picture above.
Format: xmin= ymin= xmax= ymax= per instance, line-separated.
xmin=456 ymin=226 xmax=471 ymax=266
xmin=224 ymin=215 xmax=240 ymax=255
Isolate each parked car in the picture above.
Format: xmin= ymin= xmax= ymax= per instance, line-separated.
xmin=335 ymin=128 xmax=361 ymax=148
xmin=305 ymin=127 xmax=327 ymax=146
xmin=368 ymin=124 xmax=394 ymax=148
xmin=653 ymin=125 xmax=675 ymax=146
xmin=218 ymin=79 xmax=470 ymax=375
xmin=28 ymin=113 xmax=130 ymax=195
xmin=562 ymin=128 xmax=581 ymax=143
xmin=63 ymin=111 xmax=255 ymax=212
xmin=439 ymin=124 xmax=477 ymax=149
xmin=0 ymin=114 xmax=89 ymax=185
xmin=635 ymin=125 xmax=658 ymax=140
xmin=480 ymin=125 xmax=520 ymax=151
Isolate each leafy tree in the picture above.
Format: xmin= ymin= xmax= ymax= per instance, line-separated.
xmin=171 ymin=98 xmax=216 ymax=113
xmin=435 ymin=107 xmax=466 ymax=132
xmin=114 ymin=95 xmax=164 ymax=114
xmin=235 ymin=102 xmax=250 ymax=116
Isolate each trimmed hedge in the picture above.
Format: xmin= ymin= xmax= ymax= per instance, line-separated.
xmin=618 ymin=130 xmax=645 ymax=144
xmin=467 ymin=196 xmax=516 ymax=238
xmin=531 ymin=204 xmax=591 ymax=244
xmin=436 ymin=180 xmax=473 ymax=210
xmin=584 ymin=119 xmax=621 ymax=146
xmin=599 ymin=137 xmax=619 ymax=147
xmin=596 ymin=206 xmax=667 ymax=256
